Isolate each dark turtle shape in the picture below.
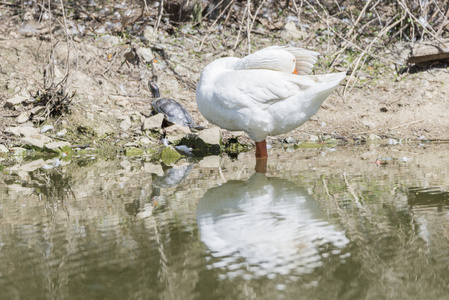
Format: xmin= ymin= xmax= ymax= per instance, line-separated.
xmin=149 ymin=81 xmax=202 ymax=130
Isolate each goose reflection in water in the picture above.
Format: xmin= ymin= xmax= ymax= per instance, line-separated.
xmin=197 ymin=173 xmax=350 ymax=279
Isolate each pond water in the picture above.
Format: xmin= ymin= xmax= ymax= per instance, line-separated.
xmin=1 ymin=143 xmax=449 ymax=299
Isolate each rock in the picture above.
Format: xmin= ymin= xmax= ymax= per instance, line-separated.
xmin=143 ymin=113 xmax=164 ymax=131
xmin=42 ymin=157 xmax=66 ymax=169
xmin=4 ymin=94 xmax=28 ymax=109
xmin=124 ymin=142 xmax=139 ymax=147
xmin=280 ymin=22 xmax=307 ymax=40
xmin=120 ymin=116 xmax=132 ymax=131
xmin=139 ymin=137 xmax=152 ymax=145
xmin=284 ymin=136 xmax=296 ymax=144
xmin=110 ymin=95 xmax=131 ymax=107
xmin=0 ymin=144 xmax=8 ymax=153
xmin=136 ymin=203 xmax=154 ymax=219
xmin=40 ymin=125 xmax=54 ymax=133
xmin=360 ymin=150 xmax=377 ymax=161
xmin=30 ymin=106 xmax=44 ymax=115
xmin=368 ymin=134 xmax=382 ymax=140
xmin=362 ymin=119 xmax=376 ymax=129
xmin=21 ymin=134 xmax=53 ymax=149
xmin=388 ymin=139 xmax=400 ymax=145
xmin=197 ymin=127 xmax=221 ymax=145
xmin=10 ymin=147 xmax=28 ymax=157
xmin=165 ymin=124 xmax=191 ymax=143
xmin=16 ymin=111 xmax=30 ymax=123
xmin=44 ymin=141 xmax=71 ymax=152
xmin=56 ymin=129 xmax=67 ymax=137
xmin=198 ymin=156 xmax=220 ymax=168
xmin=177 ymin=133 xmax=221 ymax=156
xmin=88 ymin=122 xmax=115 ymax=136
xmin=143 ymin=26 xmax=156 ymax=40
xmin=4 ymin=126 xmax=39 ymax=137
xmin=102 ymin=34 xmax=120 ymax=47
xmin=143 ymin=162 xmax=164 ymax=176
xmin=137 ymin=47 xmax=154 ymax=62
xmin=9 ymin=159 xmax=46 ymax=172
xmin=308 ymin=135 xmax=320 ymax=143
xmin=160 ymin=146 xmax=182 ymax=165
xmin=125 ymin=147 xmax=144 ymax=156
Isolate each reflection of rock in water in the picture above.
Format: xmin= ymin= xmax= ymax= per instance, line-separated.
xmin=153 ymin=164 xmax=193 ymax=188
xmin=407 ymin=187 xmax=449 ymax=245
xmin=126 ymin=164 xmax=194 ymax=217
xmin=197 ymin=173 xmax=349 ymax=279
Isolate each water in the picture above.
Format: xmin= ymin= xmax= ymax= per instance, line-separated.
xmin=1 ymin=143 xmax=449 ymax=299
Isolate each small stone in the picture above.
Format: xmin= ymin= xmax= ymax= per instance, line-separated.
xmin=368 ymin=134 xmax=381 ymax=140
xmin=308 ymin=135 xmax=320 ymax=143
xmin=17 ymin=111 xmax=31 ymax=123
xmin=143 ymin=26 xmax=156 ymax=40
xmin=197 ymin=127 xmax=221 ymax=145
xmin=125 ymin=147 xmax=144 ymax=156
xmin=165 ymin=124 xmax=191 ymax=143
xmin=284 ymin=136 xmax=296 ymax=144
xmin=10 ymin=147 xmax=27 ymax=157
xmin=102 ymin=34 xmax=119 ymax=47
xmin=137 ymin=47 xmax=154 ymax=62
xmin=44 ymin=141 xmax=71 ymax=152
xmin=160 ymin=146 xmax=182 ymax=165
xmin=380 ymin=107 xmax=388 ymax=112
xmin=143 ymin=162 xmax=164 ymax=176
xmin=56 ymin=129 xmax=67 ymax=137
xmin=120 ymin=116 xmax=132 ymax=131
xmin=22 ymin=134 xmax=52 ymax=149
xmin=198 ymin=156 xmax=220 ymax=168
xmin=40 ymin=125 xmax=54 ymax=133
xmin=388 ymin=139 xmax=399 ymax=145
xmin=0 ymin=144 xmax=8 ymax=153
xmin=4 ymin=126 xmax=39 ymax=137
xmin=10 ymin=159 xmax=46 ymax=172
xmin=280 ymin=22 xmax=307 ymax=40
xmin=110 ymin=95 xmax=130 ymax=107
xmin=29 ymin=106 xmax=44 ymax=115
xmin=124 ymin=142 xmax=139 ymax=147
xmin=362 ymin=119 xmax=376 ymax=129
xmin=139 ymin=137 xmax=152 ymax=145
xmin=143 ymin=113 xmax=164 ymax=131
xmin=4 ymin=94 xmax=28 ymax=109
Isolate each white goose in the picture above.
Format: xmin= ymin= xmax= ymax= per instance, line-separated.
xmin=196 ymin=46 xmax=346 ymax=159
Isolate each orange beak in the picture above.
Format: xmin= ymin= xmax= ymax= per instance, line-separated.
xmin=293 ymin=69 xmax=298 ymax=75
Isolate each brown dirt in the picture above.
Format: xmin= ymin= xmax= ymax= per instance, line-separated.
xmin=1 ymin=3 xmax=449 ymax=150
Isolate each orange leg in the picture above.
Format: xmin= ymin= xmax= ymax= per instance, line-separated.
xmin=255 ymin=157 xmax=268 ymax=173
xmin=255 ymin=140 xmax=268 ymax=159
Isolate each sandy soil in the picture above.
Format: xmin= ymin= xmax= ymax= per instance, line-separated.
xmin=1 ymin=7 xmax=449 ymax=150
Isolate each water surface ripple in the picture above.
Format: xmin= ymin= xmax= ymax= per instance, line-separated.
xmin=1 ymin=143 xmax=449 ymax=299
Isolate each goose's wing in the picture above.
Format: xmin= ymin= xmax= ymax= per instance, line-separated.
xmin=259 ymin=46 xmax=319 ymax=75
xmin=213 ymin=69 xmax=308 ymax=109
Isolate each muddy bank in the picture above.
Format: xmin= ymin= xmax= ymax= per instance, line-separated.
xmin=1 ymin=1 xmax=449 ymax=167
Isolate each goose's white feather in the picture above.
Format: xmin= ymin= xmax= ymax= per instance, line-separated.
xmin=196 ymin=46 xmax=346 ymax=142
